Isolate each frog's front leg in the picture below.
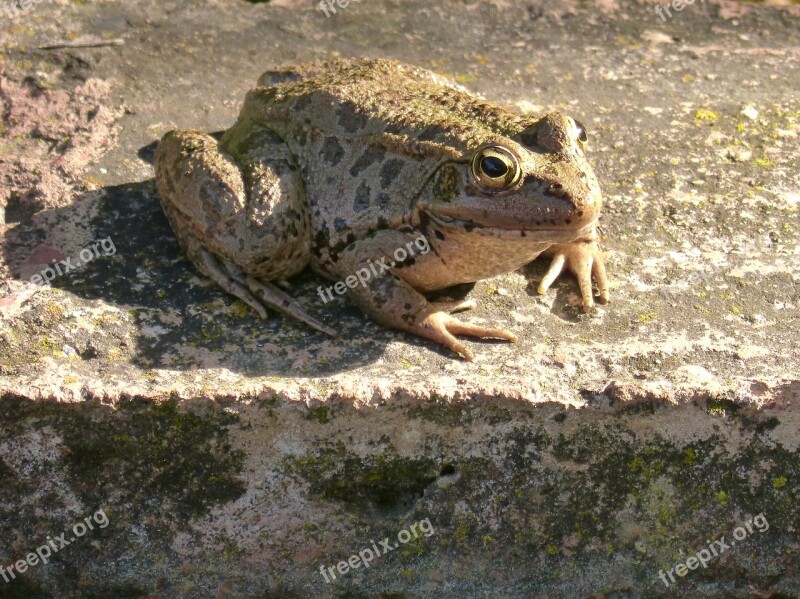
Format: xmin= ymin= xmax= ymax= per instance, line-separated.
xmin=333 ymin=230 xmax=517 ymax=361
xmin=537 ymin=228 xmax=609 ymax=312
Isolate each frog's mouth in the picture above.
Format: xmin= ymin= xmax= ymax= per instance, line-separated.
xmin=427 ymin=211 xmax=596 ymax=243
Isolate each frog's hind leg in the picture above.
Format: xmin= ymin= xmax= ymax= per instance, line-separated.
xmin=155 ymin=129 xmax=335 ymax=336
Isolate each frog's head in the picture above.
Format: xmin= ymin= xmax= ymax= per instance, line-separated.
xmin=421 ymin=113 xmax=602 ymax=240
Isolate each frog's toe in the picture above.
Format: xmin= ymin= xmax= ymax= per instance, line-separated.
xmin=571 ymin=243 xmax=609 ymax=312
xmin=430 ymin=298 xmax=478 ymax=314
xmin=413 ymin=312 xmax=517 ymax=361
xmin=246 ymin=277 xmax=338 ymax=337
xmin=593 ymin=250 xmax=609 ymax=306
xmin=538 ymin=253 xmax=566 ymax=296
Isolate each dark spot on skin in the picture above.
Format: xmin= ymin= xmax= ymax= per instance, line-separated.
xmin=353 ymin=180 xmax=371 ymax=213
xmin=577 ymin=210 xmax=585 ymax=217
xmin=350 ymin=146 xmax=386 ymax=177
xmin=333 ymin=218 xmax=347 ymax=231
xmin=404 ymin=303 xmax=412 ymax=310
xmin=313 ymin=228 xmax=330 ymax=253
xmin=434 ymin=230 xmax=445 ymax=240
xmin=464 ymin=222 xmax=474 ymax=232
xmin=282 ymin=300 xmax=290 ymax=307
xmin=395 ymin=256 xmax=416 ymax=268
xmin=337 ymin=102 xmax=369 ymax=133
xmin=565 ymin=218 xmax=572 ymax=225
xmin=521 ymin=231 xmax=526 ymax=237
xmin=549 ymin=219 xmax=557 ymax=226
xmin=294 ymin=94 xmax=312 ymax=111
xmin=535 ymin=220 xmax=542 ymax=226
xmin=377 ymin=217 xmax=389 ymax=229
xmin=376 ymin=192 xmax=391 ymax=208
xmin=328 ymin=239 xmax=351 ymax=261
xmin=321 ymin=137 xmax=345 ymax=166
xmin=418 ymin=124 xmax=448 ymax=142
xmin=383 ymin=122 xmax=405 ymax=135
xmin=373 ymin=294 xmax=388 ymax=309
xmin=379 ymin=158 xmax=405 ymax=188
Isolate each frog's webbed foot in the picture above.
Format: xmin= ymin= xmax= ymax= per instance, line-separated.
xmin=538 ymin=237 xmax=609 ymax=312
xmin=183 ymin=232 xmax=338 ymax=337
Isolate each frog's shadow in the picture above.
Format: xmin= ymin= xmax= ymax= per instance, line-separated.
xmin=5 ymin=175 xmax=478 ymax=376
xmin=80 ymin=177 xmax=453 ymax=375
xmin=4 ymin=140 xmax=582 ymax=377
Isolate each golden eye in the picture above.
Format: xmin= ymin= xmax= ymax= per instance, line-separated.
xmin=471 ymin=146 xmax=521 ymax=192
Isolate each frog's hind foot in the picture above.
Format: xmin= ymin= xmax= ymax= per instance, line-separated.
xmin=245 ymin=276 xmax=338 ymax=337
xmin=182 ymin=232 xmax=337 ymax=337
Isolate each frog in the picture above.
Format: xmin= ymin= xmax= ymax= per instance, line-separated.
xmin=154 ymin=58 xmax=608 ymax=361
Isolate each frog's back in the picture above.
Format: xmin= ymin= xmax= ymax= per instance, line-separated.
xmin=247 ymin=58 xmax=530 ymax=151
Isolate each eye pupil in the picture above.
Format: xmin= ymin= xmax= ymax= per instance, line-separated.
xmin=574 ymin=119 xmax=588 ymax=143
xmin=481 ymin=156 xmax=508 ymax=178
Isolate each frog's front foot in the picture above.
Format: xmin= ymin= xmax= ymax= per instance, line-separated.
xmin=538 ymin=238 xmax=609 ymax=312
xmin=410 ymin=309 xmax=517 ymax=362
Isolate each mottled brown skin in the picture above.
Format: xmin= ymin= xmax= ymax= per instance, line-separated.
xmin=154 ymin=58 xmax=609 ymax=360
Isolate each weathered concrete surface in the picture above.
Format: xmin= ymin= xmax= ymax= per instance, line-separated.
xmin=0 ymin=0 xmax=799 ymax=597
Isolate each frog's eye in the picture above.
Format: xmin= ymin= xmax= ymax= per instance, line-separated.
xmin=573 ymin=119 xmax=588 ymax=145
xmin=471 ymin=146 xmax=521 ymax=192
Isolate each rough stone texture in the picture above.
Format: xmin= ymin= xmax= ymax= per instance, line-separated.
xmin=0 ymin=0 xmax=798 ymax=598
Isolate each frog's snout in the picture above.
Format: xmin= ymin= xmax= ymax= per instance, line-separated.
xmin=518 ymin=168 xmax=601 ymax=231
